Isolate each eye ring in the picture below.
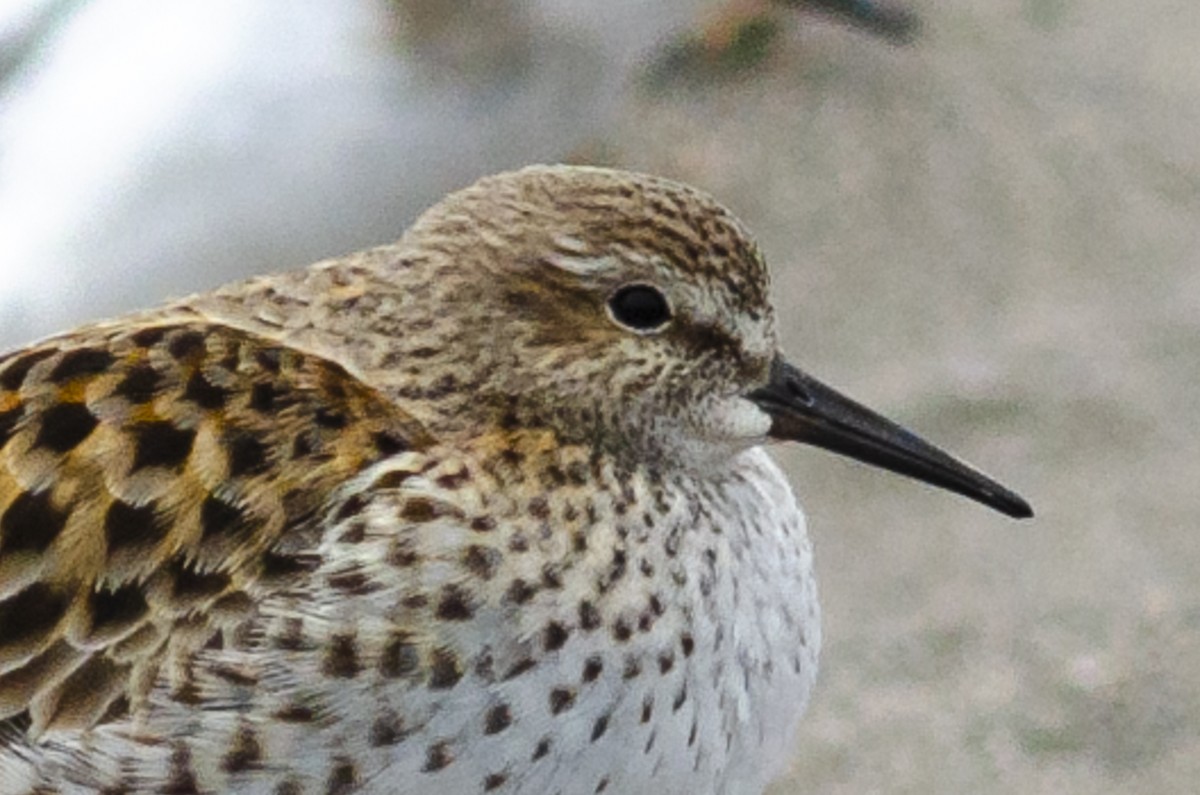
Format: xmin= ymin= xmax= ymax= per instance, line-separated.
xmin=606 ymin=284 xmax=673 ymax=333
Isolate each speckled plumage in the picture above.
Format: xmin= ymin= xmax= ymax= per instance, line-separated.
xmin=0 ymin=165 xmax=1025 ymax=794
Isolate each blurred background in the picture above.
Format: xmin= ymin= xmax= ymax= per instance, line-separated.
xmin=2 ymin=0 xmax=1198 ymax=792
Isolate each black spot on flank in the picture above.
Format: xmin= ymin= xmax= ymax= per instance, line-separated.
xmin=167 ymin=330 xmax=206 ymax=360
xmin=595 ymin=776 xmax=609 ymax=793
xmin=89 ymin=583 xmax=149 ymax=635
xmin=1 ymin=490 xmax=67 ymax=554
xmin=0 ymin=406 xmax=21 ymax=448
xmin=183 ymin=371 xmax=229 ymax=410
xmin=505 ymin=579 xmax=536 ymax=605
xmin=326 ymin=758 xmax=360 ymax=794
xmin=130 ymin=421 xmax=195 ymax=471
xmin=673 ymin=684 xmax=688 ymax=712
xmin=590 ymin=713 xmax=610 ymax=742
xmin=255 ymin=348 xmax=282 ymax=373
xmin=612 ymin=619 xmax=632 ymax=643
xmin=435 ymin=586 xmax=474 ymax=621
xmin=200 ymin=494 xmax=255 ymax=542
xmin=484 ymin=772 xmax=508 ymax=791
xmin=113 ymin=364 xmax=162 ymax=403
xmin=682 ymin=634 xmax=695 ymax=657
xmin=249 ymin=382 xmax=278 ymax=412
xmin=34 ymin=402 xmax=98 ymax=453
xmin=49 ymin=348 xmax=114 ymax=383
xmin=105 ymin=499 xmax=168 ymax=557
xmin=579 ymin=600 xmax=601 ymax=631
xmin=484 ymin=703 xmax=512 ymax=735
xmin=583 ymin=656 xmax=603 ymax=683
xmin=0 ymin=582 xmax=68 ymax=650
xmin=373 ymin=431 xmax=408 ymax=456
xmin=0 ymin=348 xmax=56 ymax=390
xmin=165 ymin=743 xmax=200 ymax=795
xmin=169 ymin=560 xmax=230 ymax=600
xmin=641 ymin=696 xmax=653 ymax=724
xmin=129 ymin=326 xmax=167 ymax=348
xmin=322 ymin=634 xmax=361 ymax=678
xmin=315 ymin=408 xmax=347 ymax=429
xmin=222 ymin=724 xmax=263 ymax=773
xmin=543 ymin=621 xmax=569 ymax=652
xmin=379 ymin=633 xmax=420 ymax=679
xmin=549 ymin=687 xmax=575 ymax=714
xmin=260 ymin=551 xmax=320 ymax=581
xmin=659 ymin=653 xmax=675 ymax=674
xmin=226 ymin=431 xmax=270 ymax=478
xmin=532 ymin=737 xmax=552 ymax=761
xmin=370 ymin=711 xmax=407 ymax=746
xmin=429 ymin=647 xmax=463 ymax=689
xmin=503 ymin=658 xmax=536 ymax=680
xmin=423 ymin=740 xmax=453 ymax=772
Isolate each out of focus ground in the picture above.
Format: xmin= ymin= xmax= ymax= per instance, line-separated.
xmin=3 ymin=1 xmax=1199 ymax=792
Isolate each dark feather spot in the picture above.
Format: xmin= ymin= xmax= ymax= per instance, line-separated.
xmin=542 ymin=621 xmax=569 ymax=652
xmin=1 ymin=489 xmax=67 ymax=554
xmin=370 ymin=711 xmax=407 ymax=746
xmin=462 ymin=544 xmax=500 ymax=580
xmin=34 ymin=402 xmax=98 ymax=453
xmin=165 ymin=743 xmax=200 ymax=795
xmin=49 ymin=348 xmax=114 ymax=383
xmin=532 ymin=737 xmax=551 ymax=761
xmin=105 ymin=499 xmax=167 ymax=557
xmin=503 ymin=658 xmax=536 ymax=680
xmin=484 ymin=703 xmax=512 ymax=735
xmin=590 ymin=713 xmax=610 ymax=742
xmin=323 ymin=634 xmax=361 ymax=678
xmin=222 ymin=724 xmax=263 ymax=773
xmin=429 ymin=647 xmax=462 ymax=689
xmin=315 ymin=408 xmax=347 ymax=429
xmin=423 ymin=740 xmax=453 ymax=772
xmin=579 ymin=600 xmax=601 ymax=631
xmin=379 ymin=632 xmax=420 ymax=679
xmin=248 ymin=382 xmax=278 ymax=412
xmin=260 ymin=551 xmax=320 ymax=582
xmin=113 ymin=364 xmax=162 ymax=403
xmin=130 ymin=421 xmax=195 ymax=471
xmin=484 ymin=773 xmax=508 ymax=791
xmin=641 ymin=695 xmax=653 ymax=723
xmin=0 ymin=406 xmax=21 ymax=448
xmin=582 ymin=656 xmax=603 ymax=683
xmin=505 ymin=578 xmax=536 ymax=605
xmin=0 ymin=582 xmax=68 ymax=651
xmin=225 ymin=431 xmax=269 ymax=478
xmin=169 ymin=560 xmax=230 ymax=600
xmin=0 ymin=348 xmax=56 ymax=390
xmin=673 ymin=684 xmax=688 ymax=712
xmin=183 ymin=372 xmax=228 ymax=410
xmin=166 ymin=331 xmax=205 ymax=360
xmin=89 ymin=584 xmax=148 ymax=637
xmin=274 ymin=703 xmax=318 ymax=723
xmin=373 ymin=431 xmax=408 ymax=456
xmin=435 ymin=586 xmax=474 ymax=621
xmin=326 ymin=758 xmax=359 ymax=795
xmin=200 ymin=494 xmax=255 ymax=542
xmin=549 ymin=687 xmax=575 ymax=715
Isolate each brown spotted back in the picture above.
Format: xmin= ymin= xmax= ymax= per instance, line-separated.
xmin=0 ymin=317 xmax=430 ymax=738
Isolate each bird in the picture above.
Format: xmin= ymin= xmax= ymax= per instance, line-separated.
xmin=0 ymin=165 xmax=1031 ymax=794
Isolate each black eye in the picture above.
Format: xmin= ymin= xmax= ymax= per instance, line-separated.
xmin=607 ymin=284 xmax=672 ymax=332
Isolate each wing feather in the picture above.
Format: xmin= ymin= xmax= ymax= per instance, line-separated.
xmin=0 ymin=318 xmax=430 ymax=736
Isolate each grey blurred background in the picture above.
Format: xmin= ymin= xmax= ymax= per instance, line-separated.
xmin=2 ymin=1 xmax=1198 ymax=792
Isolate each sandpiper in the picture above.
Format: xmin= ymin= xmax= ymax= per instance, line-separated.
xmin=0 ymin=165 xmax=1030 ymax=794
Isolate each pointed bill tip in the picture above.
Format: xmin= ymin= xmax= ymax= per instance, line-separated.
xmin=749 ymin=356 xmax=1033 ymax=520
